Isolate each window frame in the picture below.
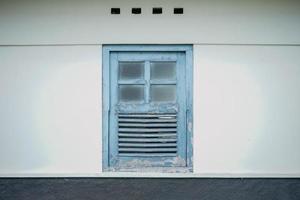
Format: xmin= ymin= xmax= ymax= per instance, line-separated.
xmin=102 ymin=45 xmax=193 ymax=172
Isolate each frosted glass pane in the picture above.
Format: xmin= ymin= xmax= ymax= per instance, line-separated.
xmin=151 ymin=62 xmax=176 ymax=80
xmin=119 ymin=85 xmax=144 ymax=102
xmin=151 ymin=85 xmax=176 ymax=102
xmin=119 ymin=62 xmax=144 ymax=80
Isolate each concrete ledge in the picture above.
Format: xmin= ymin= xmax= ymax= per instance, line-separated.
xmin=0 ymin=178 xmax=299 ymax=200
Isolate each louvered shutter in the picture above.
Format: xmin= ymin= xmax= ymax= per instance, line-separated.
xmin=118 ymin=113 xmax=178 ymax=157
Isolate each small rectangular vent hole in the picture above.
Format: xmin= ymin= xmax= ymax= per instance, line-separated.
xmin=118 ymin=113 xmax=178 ymax=157
xmin=153 ymin=7 xmax=162 ymax=14
xmin=132 ymin=8 xmax=141 ymax=14
xmin=174 ymin=8 xmax=184 ymax=14
xmin=111 ymin=8 xmax=120 ymax=14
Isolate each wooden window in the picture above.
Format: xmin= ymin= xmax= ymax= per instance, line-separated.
xmin=103 ymin=45 xmax=193 ymax=172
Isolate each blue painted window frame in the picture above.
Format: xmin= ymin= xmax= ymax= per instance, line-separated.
xmin=102 ymin=45 xmax=193 ymax=172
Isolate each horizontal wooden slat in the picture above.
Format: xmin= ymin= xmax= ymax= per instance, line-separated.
xmin=119 ymin=128 xmax=177 ymax=132
xmin=119 ymin=148 xmax=177 ymax=152
xmin=119 ymin=143 xmax=176 ymax=147
xmin=118 ymin=153 xmax=177 ymax=157
xmin=119 ymin=123 xmax=177 ymax=127
xmin=119 ymin=138 xmax=177 ymax=142
xmin=118 ymin=114 xmax=176 ymax=118
xmin=149 ymin=80 xmax=177 ymax=85
xmin=119 ymin=133 xmax=177 ymax=137
xmin=118 ymin=118 xmax=177 ymax=123
xmin=118 ymin=80 xmax=146 ymax=85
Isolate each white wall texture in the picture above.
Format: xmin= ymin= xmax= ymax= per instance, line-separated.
xmin=0 ymin=0 xmax=300 ymax=45
xmin=0 ymin=0 xmax=300 ymax=176
xmin=0 ymin=46 xmax=102 ymax=174
xmin=194 ymin=45 xmax=300 ymax=174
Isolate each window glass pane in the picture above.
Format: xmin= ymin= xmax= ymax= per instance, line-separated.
xmin=151 ymin=85 xmax=176 ymax=102
xmin=119 ymin=85 xmax=144 ymax=102
xmin=151 ymin=62 xmax=176 ymax=80
xmin=119 ymin=62 xmax=144 ymax=80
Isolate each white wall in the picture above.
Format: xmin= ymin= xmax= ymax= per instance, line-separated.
xmin=1 ymin=45 xmax=300 ymax=176
xmin=194 ymin=45 xmax=300 ymax=175
xmin=0 ymin=46 xmax=102 ymax=174
xmin=0 ymin=0 xmax=300 ymax=45
xmin=0 ymin=0 xmax=300 ymax=176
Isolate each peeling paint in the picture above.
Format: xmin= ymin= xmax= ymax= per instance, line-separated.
xmin=188 ymin=122 xmax=192 ymax=132
xmin=120 ymin=157 xmax=184 ymax=167
xmin=113 ymin=156 xmax=189 ymax=173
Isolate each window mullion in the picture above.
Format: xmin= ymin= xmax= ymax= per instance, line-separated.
xmin=145 ymin=61 xmax=151 ymax=103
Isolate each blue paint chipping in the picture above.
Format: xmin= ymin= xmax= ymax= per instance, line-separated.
xmin=102 ymin=45 xmax=193 ymax=172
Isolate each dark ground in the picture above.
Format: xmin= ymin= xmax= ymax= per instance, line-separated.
xmin=0 ymin=178 xmax=299 ymax=200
